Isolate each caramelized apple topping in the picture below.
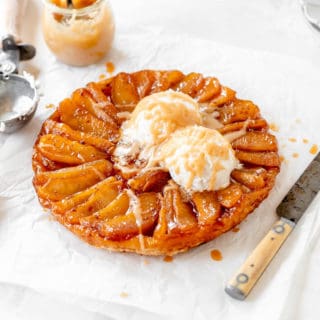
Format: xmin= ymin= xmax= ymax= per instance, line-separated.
xmin=32 ymin=69 xmax=280 ymax=255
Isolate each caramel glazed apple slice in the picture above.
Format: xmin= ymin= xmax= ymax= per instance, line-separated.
xmin=32 ymin=70 xmax=280 ymax=256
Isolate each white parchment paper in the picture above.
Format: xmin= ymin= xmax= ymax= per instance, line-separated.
xmin=0 ymin=32 xmax=319 ymax=320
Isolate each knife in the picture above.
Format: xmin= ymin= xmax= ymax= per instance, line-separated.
xmin=225 ymin=152 xmax=320 ymax=300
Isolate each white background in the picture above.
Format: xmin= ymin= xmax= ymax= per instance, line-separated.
xmin=0 ymin=0 xmax=320 ymax=319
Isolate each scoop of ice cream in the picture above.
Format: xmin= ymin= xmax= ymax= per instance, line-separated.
xmin=155 ymin=125 xmax=238 ymax=192
xmin=114 ymin=91 xmax=202 ymax=163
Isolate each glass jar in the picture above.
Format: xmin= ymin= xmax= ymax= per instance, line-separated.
xmin=42 ymin=0 xmax=115 ymax=66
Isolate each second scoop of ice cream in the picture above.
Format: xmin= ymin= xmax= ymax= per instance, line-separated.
xmin=154 ymin=125 xmax=238 ymax=192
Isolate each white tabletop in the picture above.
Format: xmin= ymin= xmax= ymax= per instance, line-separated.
xmin=15 ymin=0 xmax=320 ymax=65
xmin=1 ymin=0 xmax=320 ymax=319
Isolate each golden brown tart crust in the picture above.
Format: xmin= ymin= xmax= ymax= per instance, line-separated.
xmin=32 ymin=70 xmax=280 ymax=256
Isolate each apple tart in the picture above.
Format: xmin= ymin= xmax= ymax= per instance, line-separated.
xmin=32 ymin=70 xmax=280 ymax=255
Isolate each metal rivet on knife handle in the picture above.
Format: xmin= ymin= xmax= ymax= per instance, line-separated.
xmin=225 ymin=218 xmax=295 ymax=300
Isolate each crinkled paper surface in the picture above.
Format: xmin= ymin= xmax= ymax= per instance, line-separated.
xmin=0 ymin=32 xmax=319 ymax=320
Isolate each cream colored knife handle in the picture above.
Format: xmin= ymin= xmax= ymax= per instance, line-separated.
xmin=225 ymin=217 xmax=295 ymax=300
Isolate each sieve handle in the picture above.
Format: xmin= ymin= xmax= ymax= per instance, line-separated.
xmin=2 ymin=0 xmax=28 ymax=42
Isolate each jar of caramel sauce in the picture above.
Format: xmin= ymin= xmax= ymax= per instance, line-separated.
xmin=42 ymin=0 xmax=115 ymax=66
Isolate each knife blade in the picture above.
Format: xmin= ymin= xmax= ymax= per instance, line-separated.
xmin=225 ymin=152 xmax=320 ymax=300
xmin=277 ymin=152 xmax=320 ymax=223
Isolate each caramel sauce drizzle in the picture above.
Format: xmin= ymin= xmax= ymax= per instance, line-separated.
xmin=127 ymin=190 xmax=145 ymax=251
xmin=269 ymin=123 xmax=279 ymax=132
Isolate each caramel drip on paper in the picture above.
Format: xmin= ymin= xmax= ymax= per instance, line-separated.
xmin=210 ymin=249 xmax=223 ymax=261
xmin=163 ymin=255 xmax=174 ymax=263
xmin=120 ymin=292 xmax=129 ymax=298
xmin=106 ymin=61 xmax=115 ymax=73
xmin=310 ymin=144 xmax=318 ymax=155
xmin=232 ymin=227 xmax=240 ymax=233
